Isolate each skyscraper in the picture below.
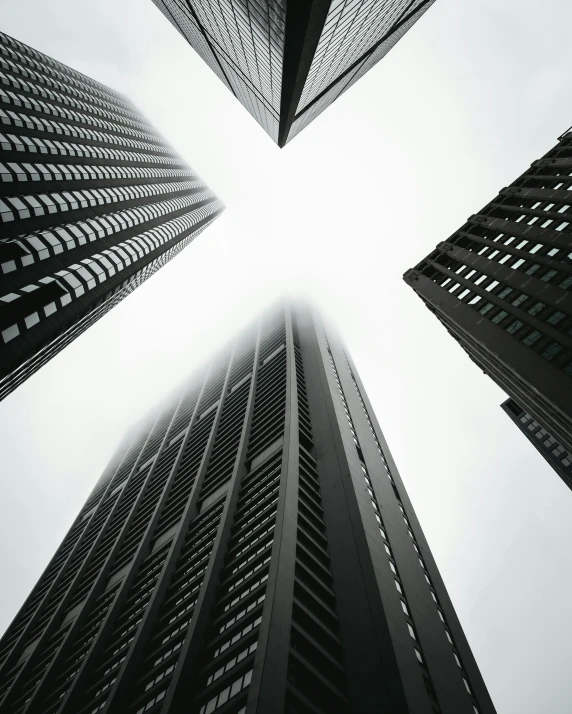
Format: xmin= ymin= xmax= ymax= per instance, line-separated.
xmin=0 ymin=301 xmax=495 ymax=714
xmin=501 ymin=398 xmax=572 ymax=491
xmin=0 ymin=31 xmax=223 ymax=402
xmin=404 ymin=128 xmax=572 ymax=476
xmin=152 ymin=0 xmax=436 ymax=147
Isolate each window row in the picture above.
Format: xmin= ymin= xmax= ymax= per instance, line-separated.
xmin=0 ymin=58 xmax=145 ymax=124
xmin=0 ymin=202 xmax=219 ymax=345
xmin=0 ymin=106 xmax=171 ymax=154
xmin=218 ymin=595 xmax=265 ymax=635
xmin=435 ymin=266 xmax=572 ymax=377
xmin=0 ymin=33 xmax=137 ymax=119
xmin=0 ymin=69 xmax=156 ymax=133
xmin=134 ymin=686 xmax=166 ymax=714
xmin=199 ymin=670 xmax=251 ymax=714
xmin=213 ymin=615 xmax=262 ymax=659
xmin=227 ymin=536 xmax=274 ymax=580
xmin=206 ymin=641 xmax=257 ymax=687
xmin=0 ymin=128 xmax=182 ymax=165
xmin=223 ymin=573 xmax=268 ymax=612
xmin=0 ymin=180 xmax=204 ymax=224
xmin=0 ymin=71 xmax=160 ymax=142
xmin=519 ymin=412 xmax=572 ymax=469
xmin=0 ymin=160 xmax=195 ymax=183
xmin=399 ymin=501 xmax=480 ymax=711
xmin=324 ymin=339 xmax=449 ymax=707
xmin=5 ymin=188 xmax=215 ymax=278
xmin=343 ymin=354 xmax=397 ymax=487
xmin=454 ymin=229 xmax=571 ymax=268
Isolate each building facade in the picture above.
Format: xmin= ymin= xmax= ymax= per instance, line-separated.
xmin=502 ymin=398 xmax=572 ymax=491
xmin=0 ymin=301 xmax=495 ymax=714
xmin=152 ymin=0 xmax=436 ymax=147
xmin=0 ymin=31 xmax=223 ymax=401
xmin=404 ymin=128 xmax=572 ymax=463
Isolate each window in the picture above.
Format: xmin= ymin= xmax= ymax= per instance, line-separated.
xmin=407 ymin=623 xmax=417 ymax=640
xmin=401 ymin=601 xmax=409 ymax=616
xmin=522 ymin=330 xmax=541 ymax=346
xmin=528 ymin=302 xmax=545 ymax=316
xmin=547 ymin=311 xmax=565 ymax=325
xmin=2 ymin=322 xmax=19 ymax=342
xmin=506 ymin=320 xmax=523 ymax=334
xmin=491 ymin=310 xmax=508 ymax=324
xmin=136 ymin=688 xmax=166 ymax=714
xmin=542 ymin=343 xmax=562 ymax=360
xmin=199 ymin=670 xmax=252 ymax=714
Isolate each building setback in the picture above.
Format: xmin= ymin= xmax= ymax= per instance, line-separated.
xmin=151 ymin=0 xmax=436 ymax=147
xmin=0 ymin=30 xmax=223 ymax=401
xmin=502 ymin=398 xmax=572 ymax=491
xmin=404 ymin=128 xmax=572 ymax=478
xmin=0 ymin=301 xmax=495 ymax=714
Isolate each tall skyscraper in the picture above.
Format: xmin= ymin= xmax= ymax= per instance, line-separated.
xmin=0 ymin=301 xmax=495 ymax=714
xmin=501 ymin=398 xmax=572 ymax=491
xmin=0 ymin=31 xmax=223 ymax=401
xmin=404 ymin=128 xmax=572 ymax=479
xmin=152 ymin=0 xmax=436 ymax=147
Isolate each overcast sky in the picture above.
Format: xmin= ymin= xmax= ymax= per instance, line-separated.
xmin=1 ymin=0 xmax=572 ymax=711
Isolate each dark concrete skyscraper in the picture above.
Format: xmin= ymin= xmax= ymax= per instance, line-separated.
xmin=0 ymin=31 xmax=223 ymax=401
xmin=501 ymin=398 xmax=572 ymax=491
xmin=405 ymin=128 xmax=572 ymax=486
xmin=0 ymin=301 xmax=495 ymax=714
xmin=152 ymin=0 xmax=436 ymax=146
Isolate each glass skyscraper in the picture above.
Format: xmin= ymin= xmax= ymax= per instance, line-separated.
xmin=405 ymin=128 xmax=572 ymax=487
xmin=0 ymin=301 xmax=496 ymax=714
xmin=0 ymin=31 xmax=223 ymax=401
xmin=152 ymin=0 xmax=436 ymax=146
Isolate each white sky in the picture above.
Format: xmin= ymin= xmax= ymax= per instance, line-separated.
xmin=1 ymin=0 xmax=572 ymax=711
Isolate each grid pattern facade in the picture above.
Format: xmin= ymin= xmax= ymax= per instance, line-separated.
xmin=502 ymin=398 xmax=572 ymax=491
xmin=404 ymin=129 xmax=572 ymax=459
xmin=153 ymin=0 xmax=285 ymax=142
xmin=0 ymin=302 xmax=495 ymax=714
xmin=286 ymin=0 xmax=432 ymax=143
xmin=295 ymin=0 xmax=432 ymax=112
xmin=152 ymin=0 xmax=435 ymax=147
xmin=0 ymin=30 xmax=223 ymax=401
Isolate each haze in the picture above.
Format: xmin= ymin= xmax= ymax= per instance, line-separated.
xmin=1 ymin=0 xmax=572 ymax=711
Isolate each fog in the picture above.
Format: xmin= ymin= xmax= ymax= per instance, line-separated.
xmin=1 ymin=0 xmax=572 ymax=711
